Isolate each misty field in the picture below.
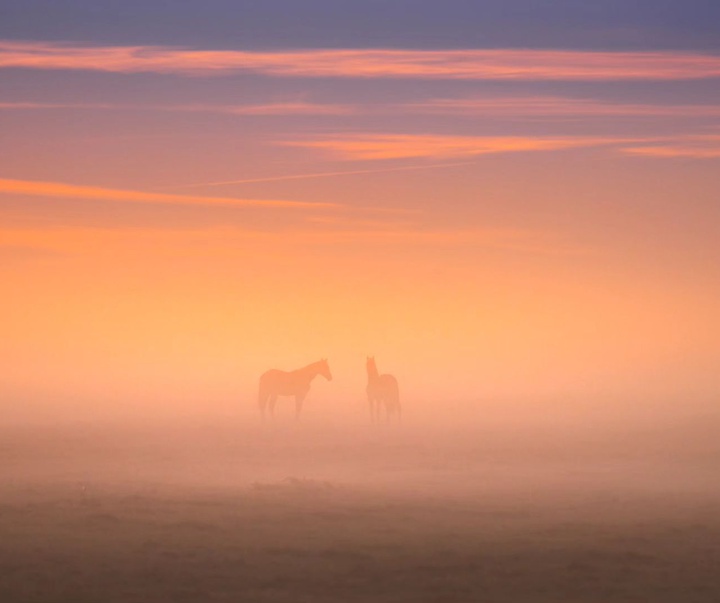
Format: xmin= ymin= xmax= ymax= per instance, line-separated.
xmin=2 ymin=419 xmax=720 ymax=603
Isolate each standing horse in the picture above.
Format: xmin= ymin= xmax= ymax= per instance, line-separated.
xmin=258 ymin=359 xmax=332 ymax=420
xmin=366 ymin=356 xmax=400 ymax=423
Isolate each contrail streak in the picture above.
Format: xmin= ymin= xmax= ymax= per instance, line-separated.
xmin=165 ymin=160 xmax=476 ymax=190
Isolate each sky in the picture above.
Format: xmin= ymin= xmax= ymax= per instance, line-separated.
xmin=1 ymin=1 xmax=719 ymax=425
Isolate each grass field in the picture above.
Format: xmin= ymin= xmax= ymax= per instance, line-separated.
xmin=2 ymin=420 xmax=719 ymax=602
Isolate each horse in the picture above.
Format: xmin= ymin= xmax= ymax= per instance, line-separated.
xmin=366 ymin=356 xmax=400 ymax=423
xmin=258 ymin=359 xmax=332 ymax=420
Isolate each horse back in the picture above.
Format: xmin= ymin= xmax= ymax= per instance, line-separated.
xmin=259 ymin=368 xmax=307 ymax=396
xmin=377 ymin=374 xmax=399 ymax=401
xmin=260 ymin=368 xmax=283 ymax=383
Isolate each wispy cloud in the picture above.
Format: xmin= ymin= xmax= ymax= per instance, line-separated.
xmin=0 ymin=100 xmax=355 ymax=116
xmin=288 ymin=226 xmax=586 ymax=255
xmin=618 ymin=134 xmax=720 ymax=158
xmin=407 ymin=96 xmax=720 ymax=118
xmin=0 ymin=224 xmax=584 ymax=258
xmin=192 ymin=102 xmax=355 ymax=115
xmin=169 ymin=160 xmax=475 ymax=190
xmin=2 ymin=96 xmax=719 ymax=121
xmin=0 ymin=102 xmax=121 ymax=110
xmin=282 ymin=133 xmax=648 ymax=160
xmin=0 ymin=243 xmax=63 ymax=262
xmin=0 ymin=178 xmax=339 ymax=209
xmin=3 ymin=41 xmax=720 ymax=80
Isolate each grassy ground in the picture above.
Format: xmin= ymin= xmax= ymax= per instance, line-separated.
xmin=2 ymin=423 xmax=719 ymax=602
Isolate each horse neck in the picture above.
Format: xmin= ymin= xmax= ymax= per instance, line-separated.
xmin=367 ymin=363 xmax=379 ymax=380
xmin=299 ymin=361 xmax=323 ymax=380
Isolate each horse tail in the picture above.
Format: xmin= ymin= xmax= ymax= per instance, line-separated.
xmin=390 ymin=377 xmax=401 ymax=422
xmin=395 ymin=386 xmax=402 ymax=423
xmin=258 ymin=376 xmax=268 ymax=416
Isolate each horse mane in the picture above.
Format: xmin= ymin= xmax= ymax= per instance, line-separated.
xmin=301 ymin=359 xmax=326 ymax=372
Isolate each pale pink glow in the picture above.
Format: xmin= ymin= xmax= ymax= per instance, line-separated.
xmin=3 ymin=41 xmax=720 ymax=80
xmin=0 ymin=178 xmax=340 ymax=209
xmin=282 ymin=133 xmax=651 ymax=160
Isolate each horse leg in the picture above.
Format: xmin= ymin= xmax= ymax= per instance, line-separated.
xmin=268 ymin=394 xmax=277 ymax=419
xmin=258 ymin=388 xmax=268 ymax=420
xmin=388 ymin=398 xmax=397 ymax=422
xmin=294 ymin=393 xmax=306 ymax=420
xmin=393 ymin=387 xmax=401 ymax=423
xmin=367 ymin=393 xmax=375 ymax=424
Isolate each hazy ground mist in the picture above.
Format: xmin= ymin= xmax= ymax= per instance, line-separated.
xmin=2 ymin=404 xmax=720 ymax=602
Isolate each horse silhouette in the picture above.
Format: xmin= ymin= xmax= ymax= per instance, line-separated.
xmin=258 ymin=359 xmax=332 ymax=420
xmin=366 ymin=356 xmax=400 ymax=423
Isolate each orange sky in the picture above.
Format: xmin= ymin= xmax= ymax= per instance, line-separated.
xmin=1 ymin=31 xmax=719 ymax=425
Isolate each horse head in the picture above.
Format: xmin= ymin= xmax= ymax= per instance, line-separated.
xmin=319 ymin=358 xmax=333 ymax=381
